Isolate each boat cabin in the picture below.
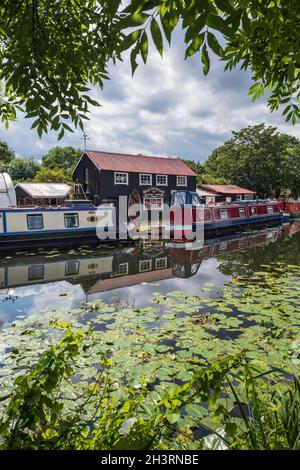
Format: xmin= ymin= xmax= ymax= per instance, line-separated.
xmin=15 ymin=182 xmax=71 ymax=206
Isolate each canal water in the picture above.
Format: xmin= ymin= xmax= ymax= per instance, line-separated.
xmin=1 ymin=221 xmax=299 ymax=328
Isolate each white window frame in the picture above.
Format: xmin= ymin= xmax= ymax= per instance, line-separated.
xmin=177 ymin=175 xmax=187 ymax=187
xmin=139 ymin=259 xmax=152 ymax=272
xmin=139 ymin=173 xmax=152 ymax=186
xmin=114 ymin=172 xmax=128 ymax=185
xmin=236 ymin=194 xmax=242 ymax=200
xmin=219 ymin=209 xmax=228 ymax=220
xmin=156 ymin=175 xmax=168 ymax=186
xmin=155 ymin=257 xmax=168 ymax=270
xmin=116 ymin=262 xmax=129 ymax=276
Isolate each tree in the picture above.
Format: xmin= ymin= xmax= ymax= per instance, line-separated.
xmin=33 ymin=168 xmax=70 ymax=184
xmin=7 ymin=157 xmax=39 ymax=182
xmin=0 ymin=140 xmax=15 ymax=168
xmin=0 ymin=1 xmax=299 ymax=139
xmin=203 ymin=124 xmax=299 ymax=198
xmin=282 ymin=143 xmax=300 ymax=198
xmin=41 ymin=147 xmax=82 ymax=171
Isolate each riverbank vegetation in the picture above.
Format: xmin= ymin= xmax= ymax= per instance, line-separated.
xmin=1 ymin=123 xmax=300 ymax=198
xmin=0 ymin=262 xmax=299 ymax=449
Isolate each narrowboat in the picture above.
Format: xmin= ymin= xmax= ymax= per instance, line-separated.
xmin=0 ymin=173 xmax=116 ymax=250
xmin=285 ymin=201 xmax=300 ymax=218
xmin=167 ymin=191 xmax=289 ymax=239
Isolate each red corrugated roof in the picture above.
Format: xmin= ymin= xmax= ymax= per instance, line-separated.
xmin=85 ymin=150 xmax=197 ymax=176
xmin=87 ymin=268 xmax=173 ymax=294
xmin=198 ymin=184 xmax=255 ymax=195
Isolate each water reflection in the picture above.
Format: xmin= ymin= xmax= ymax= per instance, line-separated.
xmin=0 ymin=222 xmax=300 ymax=325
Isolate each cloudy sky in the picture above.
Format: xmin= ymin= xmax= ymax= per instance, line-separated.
xmin=1 ymin=29 xmax=299 ymax=163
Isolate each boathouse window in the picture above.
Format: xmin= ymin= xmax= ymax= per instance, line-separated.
xmin=64 ymin=213 xmax=79 ymax=228
xmin=177 ymin=176 xmax=187 ymax=187
xmin=156 ymin=175 xmax=168 ymax=186
xmin=251 ymin=207 xmax=257 ymax=215
xmin=219 ymin=209 xmax=228 ymax=219
xmin=239 ymin=207 xmax=246 ymax=217
xmin=27 ymin=214 xmax=44 ymax=230
xmin=139 ymin=259 xmax=152 ymax=272
xmin=114 ymin=172 xmax=128 ymax=185
xmin=139 ymin=174 xmax=152 ymax=185
xmin=28 ymin=264 xmax=44 ymax=281
xmin=116 ymin=262 xmax=128 ymax=276
xmin=65 ymin=260 xmax=80 ymax=276
xmin=155 ymin=257 xmax=167 ymax=269
xmin=267 ymin=206 xmax=273 ymax=214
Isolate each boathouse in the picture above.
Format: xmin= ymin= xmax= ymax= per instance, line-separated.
xmin=15 ymin=182 xmax=71 ymax=206
xmin=197 ymin=184 xmax=255 ymax=204
xmin=72 ymin=150 xmax=196 ymax=208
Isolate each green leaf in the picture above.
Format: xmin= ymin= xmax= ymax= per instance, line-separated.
xmin=150 ymin=18 xmax=163 ymax=57
xmin=119 ymin=30 xmax=141 ymax=53
xmin=140 ymin=31 xmax=148 ymax=64
xmin=201 ymin=43 xmax=210 ymax=75
xmin=207 ymin=32 xmax=223 ymax=57
xmin=166 ymin=413 xmax=180 ymax=424
xmin=118 ymin=12 xmax=150 ymax=30
xmin=130 ymin=45 xmax=139 ymax=76
xmin=185 ymin=33 xmax=205 ymax=58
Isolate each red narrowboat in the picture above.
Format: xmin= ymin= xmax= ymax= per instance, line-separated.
xmin=285 ymin=201 xmax=300 ymax=218
xmin=168 ymin=191 xmax=288 ymax=239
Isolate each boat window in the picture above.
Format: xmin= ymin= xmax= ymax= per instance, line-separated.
xmin=64 ymin=213 xmax=79 ymax=228
xmin=251 ymin=207 xmax=257 ymax=215
xmin=267 ymin=206 xmax=273 ymax=214
xmin=219 ymin=209 xmax=228 ymax=219
xmin=172 ymin=192 xmax=186 ymax=205
xmin=219 ymin=241 xmax=228 ymax=252
xmin=65 ymin=260 xmax=80 ymax=276
xmin=28 ymin=264 xmax=44 ymax=281
xmin=239 ymin=207 xmax=246 ymax=217
xmin=192 ymin=194 xmax=202 ymax=206
xmin=27 ymin=214 xmax=44 ymax=230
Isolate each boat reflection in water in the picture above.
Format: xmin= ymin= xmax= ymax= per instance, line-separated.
xmin=1 ymin=223 xmax=299 ymax=296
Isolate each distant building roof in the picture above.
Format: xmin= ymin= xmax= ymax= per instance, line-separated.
xmin=196 ymin=187 xmax=218 ymax=197
xmin=87 ymin=268 xmax=173 ymax=294
xmin=15 ymin=183 xmax=71 ymax=198
xmin=197 ymin=184 xmax=255 ymax=195
xmin=79 ymin=150 xmax=197 ymax=176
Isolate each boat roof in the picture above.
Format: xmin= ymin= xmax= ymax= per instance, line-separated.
xmin=198 ymin=184 xmax=255 ymax=195
xmin=15 ymin=183 xmax=71 ymax=198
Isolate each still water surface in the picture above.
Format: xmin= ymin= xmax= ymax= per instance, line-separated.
xmin=1 ymin=222 xmax=300 ymax=328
